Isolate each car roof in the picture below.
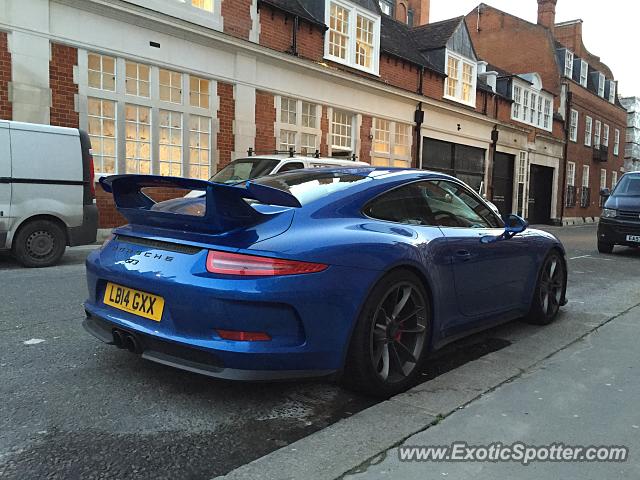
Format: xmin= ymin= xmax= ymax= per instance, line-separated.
xmin=235 ymin=154 xmax=368 ymax=165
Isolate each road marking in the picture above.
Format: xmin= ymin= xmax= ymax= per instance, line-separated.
xmin=23 ymin=338 xmax=45 ymax=345
xmin=569 ymin=255 xmax=592 ymax=260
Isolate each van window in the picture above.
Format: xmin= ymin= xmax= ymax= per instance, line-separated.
xmin=277 ymin=162 xmax=305 ymax=173
xmin=612 ymin=174 xmax=640 ymax=197
xmin=210 ymin=158 xmax=279 ymax=184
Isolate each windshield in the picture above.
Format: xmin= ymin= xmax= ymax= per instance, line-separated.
xmin=612 ymin=175 xmax=640 ymax=197
xmin=252 ymin=171 xmax=370 ymax=205
xmin=210 ymin=158 xmax=279 ymax=184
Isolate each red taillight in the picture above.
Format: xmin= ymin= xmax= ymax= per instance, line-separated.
xmin=205 ymin=250 xmax=328 ymax=276
xmin=216 ymin=329 xmax=271 ymax=341
xmin=89 ymin=151 xmax=96 ymax=199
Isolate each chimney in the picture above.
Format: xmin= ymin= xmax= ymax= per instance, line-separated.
xmin=398 ymin=0 xmax=430 ymax=27
xmin=537 ymin=0 xmax=558 ymax=34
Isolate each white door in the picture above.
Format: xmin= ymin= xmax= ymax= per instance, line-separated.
xmin=0 ymin=122 xmax=11 ymax=246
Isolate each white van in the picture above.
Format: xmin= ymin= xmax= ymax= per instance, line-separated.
xmin=208 ymin=153 xmax=370 ymax=185
xmin=0 ymin=121 xmax=98 ymax=267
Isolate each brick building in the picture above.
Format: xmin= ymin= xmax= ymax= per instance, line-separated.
xmin=466 ymin=0 xmax=627 ymax=223
xmin=1 ymin=0 xmax=565 ymax=227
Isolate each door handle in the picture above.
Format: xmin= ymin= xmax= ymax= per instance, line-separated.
xmin=455 ymin=249 xmax=472 ymax=258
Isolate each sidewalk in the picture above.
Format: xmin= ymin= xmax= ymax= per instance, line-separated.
xmin=345 ymin=305 xmax=640 ymax=479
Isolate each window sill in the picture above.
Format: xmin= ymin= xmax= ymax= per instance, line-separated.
xmin=442 ymin=95 xmax=476 ymax=109
xmin=323 ymin=55 xmax=380 ymax=77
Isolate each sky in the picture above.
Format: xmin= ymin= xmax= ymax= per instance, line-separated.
xmin=429 ymin=0 xmax=639 ymax=97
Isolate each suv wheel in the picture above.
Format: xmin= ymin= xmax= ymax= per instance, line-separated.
xmin=12 ymin=219 xmax=67 ymax=268
xmin=597 ymin=241 xmax=614 ymax=254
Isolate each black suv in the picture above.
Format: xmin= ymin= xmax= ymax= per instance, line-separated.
xmin=598 ymin=172 xmax=640 ymax=253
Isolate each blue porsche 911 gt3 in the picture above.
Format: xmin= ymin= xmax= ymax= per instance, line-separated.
xmin=83 ymin=168 xmax=567 ymax=396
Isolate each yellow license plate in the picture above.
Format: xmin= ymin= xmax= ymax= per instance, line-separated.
xmin=103 ymin=282 xmax=165 ymax=322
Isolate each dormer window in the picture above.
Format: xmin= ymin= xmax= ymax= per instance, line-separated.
xmin=378 ymin=0 xmax=394 ymax=16
xmin=325 ymin=0 xmax=381 ymax=75
xmin=598 ymin=72 xmax=605 ymax=97
xmin=580 ymin=60 xmax=588 ymax=87
xmin=608 ymin=80 xmax=616 ymax=103
xmin=445 ymin=51 xmax=476 ymax=106
xmin=564 ymin=50 xmax=574 ymax=78
xmin=191 ymin=0 xmax=213 ymax=12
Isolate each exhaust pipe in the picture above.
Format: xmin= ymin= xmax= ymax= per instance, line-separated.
xmin=122 ymin=333 xmax=141 ymax=354
xmin=112 ymin=330 xmax=125 ymax=348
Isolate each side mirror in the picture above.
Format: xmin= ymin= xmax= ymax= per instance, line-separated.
xmin=481 ymin=214 xmax=528 ymax=244
xmin=600 ymin=188 xmax=611 ymax=198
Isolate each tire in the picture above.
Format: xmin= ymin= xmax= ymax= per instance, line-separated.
xmin=343 ymin=270 xmax=431 ymax=398
xmin=597 ymin=241 xmax=614 ymax=254
xmin=12 ymin=219 xmax=67 ymax=268
xmin=524 ymin=251 xmax=566 ymax=325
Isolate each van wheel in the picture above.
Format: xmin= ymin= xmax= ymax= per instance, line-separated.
xmin=597 ymin=241 xmax=614 ymax=254
xmin=13 ymin=220 xmax=67 ymax=268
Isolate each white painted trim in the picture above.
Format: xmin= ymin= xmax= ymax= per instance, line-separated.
xmin=443 ymin=50 xmax=476 ymax=108
xmin=324 ymin=0 xmax=381 ymax=76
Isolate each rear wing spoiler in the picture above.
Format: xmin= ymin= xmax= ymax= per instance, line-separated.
xmin=99 ymin=175 xmax=301 ymax=233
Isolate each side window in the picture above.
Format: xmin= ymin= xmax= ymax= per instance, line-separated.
xmin=364 ymin=183 xmax=435 ymax=226
xmin=277 ymin=162 xmax=305 ymax=173
xmin=421 ymin=180 xmax=502 ymax=228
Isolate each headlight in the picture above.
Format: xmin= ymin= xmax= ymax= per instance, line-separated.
xmin=601 ymin=208 xmax=617 ymax=218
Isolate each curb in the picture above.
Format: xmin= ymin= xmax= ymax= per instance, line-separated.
xmin=214 ymin=302 xmax=640 ymax=480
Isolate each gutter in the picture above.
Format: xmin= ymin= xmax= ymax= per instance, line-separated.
xmin=560 ymin=87 xmax=572 ymax=223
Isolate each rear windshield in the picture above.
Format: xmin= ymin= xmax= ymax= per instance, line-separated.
xmin=252 ymin=171 xmax=370 ymax=205
xmin=211 ymin=158 xmax=279 ymax=184
xmin=612 ymin=175 xmax=640 ymax=197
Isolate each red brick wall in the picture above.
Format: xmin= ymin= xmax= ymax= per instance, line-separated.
xmin=422 ymin=70 xmax=444 ymax=100
xmin=379 ymin=55 xmax=419 ymax=93
xmin=96 ymin=183 xmax=126 ymax=228
xmin=222 ymin=0 xmax=253 ymax=40
xmin=0 ymin=32 xmax=12 ymax=120
xmin=49 ymin=43 xmax=79 ymax=128
xmin=217 ymin=82 xmax=235 ymax=169
xmin=359 ymin=115 xmax=372 ymax=163
xmin=258 ymin=5 xmax=324 ymax=63
xmin=564 ymin=84 xmax=626 ymax=218
xmin=465 ymin=7 xmax=561 ymax=101
xmin=255 ymin=90 xmax=276 ymax=153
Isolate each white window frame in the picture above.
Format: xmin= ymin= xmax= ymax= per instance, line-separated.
xmin=582 ymin=165 xmax=590 ymax=188
xmin=612 ymin=170 xmax=618 ymax=189
xmin=569 ymin=109 xmax=578 ymax=142
xmin=330 ymin=108 xmax=356 ymax=154
xmin=584 ymin=116 xmax=592 ymax=147
xmin=614 ymin=128 xmax=620 ymax=156
xmin=78 ymin=50 xmax=217 ymax=179
xmin=603 ymin=124 xmax=609 ymax=147
xmin=598 ymin=72 xmax=605 ymax=97
xmin=371 ymin=118 xmax=413 ymax=167
xmin=600 ymin=168 xmax=607 ymax=190
xmin=564 ymin=50 xmax=574 ymax=78
xmin=324 ymin=0 xmax=381 ymax=75
xmin=124 ymin=0 xmax=223 ymax=31
xmin=511 ymin=80 xmax=552 ymax=132
xmin=594 ymin=120 xmax=602 ymax=148
xmin=608 ymin=80 xmax=616 ymax=104
xmin=512 ymin=85 xmax=522 ymax=119
xmin=275 ymin=96 xmax=322 ymax=154
xmin=580 ymin=59 xmax=588 ymax=87
xmin=567 ymin=161 xmax=576 ymax=187
xmin=444 ymin=50 xmax=477 ymax=107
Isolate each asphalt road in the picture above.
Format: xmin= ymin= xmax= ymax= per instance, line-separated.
xmin=0 ymin=225 xmax=638 ymax=479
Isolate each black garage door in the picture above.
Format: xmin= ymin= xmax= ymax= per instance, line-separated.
xmin=422 ymin=138 xmax=486 ymax=193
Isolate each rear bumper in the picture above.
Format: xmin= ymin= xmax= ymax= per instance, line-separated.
xmin=597 ymin=218 xmax=640 ymax=247
xmin=68 ymin=204 xmax=98 ymax=246
xmin=83 ymin=314 xmax=334 ymax=380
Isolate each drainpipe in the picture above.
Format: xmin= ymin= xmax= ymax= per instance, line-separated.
xmin=288 ymin=15 xmax=299 ymax=56
xmin=415 ymin=102 xmax=424 ymax=168
xmin=560 ymin=88 xmax=572 ymax=224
